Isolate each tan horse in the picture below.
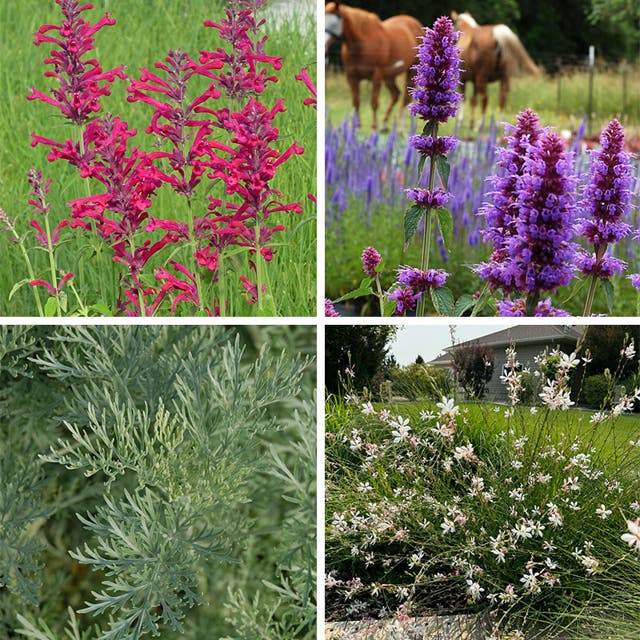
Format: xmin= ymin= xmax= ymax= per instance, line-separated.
xmin=325 ymin=2 xmax=422 ymax=131
xmin=452 ymin=11 xmax=540 ymax=127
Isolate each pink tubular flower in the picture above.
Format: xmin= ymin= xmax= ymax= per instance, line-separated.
xmin=294 ymin=67 xmax=317 ymax=109
xmin=27 ymin=0 xmax=126 ymax=124
xmin=30 ymin=271 xmax=74 ymax=296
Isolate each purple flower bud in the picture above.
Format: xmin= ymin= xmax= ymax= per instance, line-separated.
xmin=409 ymin=17 xmax=463 ymax=123
xmin=361 ymin=246 xmax=381 ymax=278
xmin=325 ymin=298 xmax=340 ymax=317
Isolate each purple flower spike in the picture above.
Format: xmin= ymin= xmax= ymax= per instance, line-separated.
xmin=409 ymin=17 xmax=463 ymax=123
xmin=508 ymin=131 xmax=577 ymax=295
xmin=476 ymin=109 xmax=544 ymax=292
xmin=397 ymin=266 xmax=448 ymax=291
xmin=406 ymin=188 xmax=450 ymax=209
xmin=361 ymin=246 xmax=381 ymax=278
xmin=576 ymin=119 xmax=633 ymax=277
xmin=388 ymin=286 xmax=419 ymax=315
xmin=325 ymin=298 xmax=340 ymax=317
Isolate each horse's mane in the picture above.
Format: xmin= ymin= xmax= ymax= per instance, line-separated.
xmin=457 ymin=12 xmax=479 ymax=29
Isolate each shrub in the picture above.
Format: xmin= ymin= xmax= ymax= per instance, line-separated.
xmin=451 ymin=344 xmax=495 ymax=399
xmin=0 ymin=325 xmax=316 ymax=639
xmin=582 ymin=373 xmax=612 ymax=408
xmin=390 ymin=363 xmax=452 ymax=401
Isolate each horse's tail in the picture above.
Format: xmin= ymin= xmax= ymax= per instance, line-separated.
xmin=493 ymin=25 xmax=540 ymax=77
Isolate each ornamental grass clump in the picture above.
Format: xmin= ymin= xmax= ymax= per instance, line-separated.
xmin=326 ymin=338 xmax=640 ymax=638
xmin=5 ymin=0 xmax=314 ymax=316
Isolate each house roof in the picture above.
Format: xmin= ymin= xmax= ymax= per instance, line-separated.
xmin=428 ymin=325 xmax=584 ymax=367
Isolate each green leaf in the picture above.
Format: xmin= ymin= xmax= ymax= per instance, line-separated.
xmin=58 ymin=291 xmax=68 ymax=314
xmin=602 ymin=278 xmax=615 ymax=313
xmin=382 ymin=296 xmax=396 ymax=317
xmin=430 ymin=287 xmax=454 ymax=316
xmin=8 ymin=279 xmax=30 ymax=301
xmin=90 ymin=303 xmax=113 ymax=316
xmin=435 ymin=155 xmax=450 ymax=188
xmin=333 ymin=286 xmax=374 ymax=304
xmin=404 ymin=204 xmax=424 ymax=250
xmin=435 ymin=207 xmax=453 ymax=248
xmin=44 ymin=297 xmax=58 ymax=317
xmin=417 ymin=154 xmax=427 ymax=178
xmin=422 ymin=121 xmax=437 ymax=137
xmin=453 ymin=294 xmax=475 ymax=317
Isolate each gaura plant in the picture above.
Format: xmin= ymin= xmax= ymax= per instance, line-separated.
xmin=2 ymin=0 xmax=315 ymax=317
xmin=326 ymin=335 xmax=640 ymax=638
xmin=0 ymin=325 xmax=316 ymax=639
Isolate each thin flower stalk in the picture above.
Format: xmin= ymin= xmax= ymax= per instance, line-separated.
xmin=405 ymin=16 xmax=462 ymax=316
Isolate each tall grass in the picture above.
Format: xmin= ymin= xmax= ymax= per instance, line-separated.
xmin=0 ymin=0 xmax=316 ymax=316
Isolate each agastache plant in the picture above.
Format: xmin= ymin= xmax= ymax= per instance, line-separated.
xmin=23 ymin=0 xmax=308 ymax=316
xmin=576 ymin=119 xmax=634 ymax=315
xmin=399 ymin=16 xmax=463 ymax=317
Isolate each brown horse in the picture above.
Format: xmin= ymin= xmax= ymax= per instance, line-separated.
xmin=325 ymin=2 xmax=422 ymax=131
xmin=452 ymin=11 xmax=540 ymax=127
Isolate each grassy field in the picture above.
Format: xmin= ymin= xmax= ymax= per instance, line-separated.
xmin=326 ymin=64 xmax=640 ymax=138
xmin=0 ymin=0 xmax=316 ymax=316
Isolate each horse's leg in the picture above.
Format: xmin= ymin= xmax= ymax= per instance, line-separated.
xmin=470 ymin=82 xmax=477 ymax=130
xmin=479 ymin=78 xmax=488 ymax=125
xmin=499 ymin=76 xmax=509 ymax=119
xmin=381 ymin=75 xmax=400 ymax=133
xmin=346 ymin=72 xmax=361 ymax=126
xmin=371 ymin=68 xmax=383 ymax=130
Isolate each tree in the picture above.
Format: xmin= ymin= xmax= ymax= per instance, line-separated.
xmin=325 ymin=325 xmax=398 ymax=394
xmin=451 ymin=344 xmax=495 ymax=399
xmin=415 ymin=354 xmax=425 ymax=364
xmin=581 ymin=325 xmax=640 ymax=378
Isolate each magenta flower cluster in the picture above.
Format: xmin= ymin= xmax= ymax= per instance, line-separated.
xmin=388 ymin=266 xmax=448 ymax=315
xmin=25 ymin=0 xmax=310 ymax=316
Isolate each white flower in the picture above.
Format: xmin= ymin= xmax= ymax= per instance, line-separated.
xmin=621 ymin=518 xmax=640 ymax=551
xmin=529 ymin=406 xmax=538 ymax=414
xmin=595 ymin=504 xmax=612 ymax=519
xmin=361 ymin=401 xmax=376 ymax=415
xmin=441 ymin=517 xmax=456 ymax=534
xmin=454 ymin=443 xmax=476 ymax=462
xmin=436 ymin=396 xmax=459 ymax=417
xmin=559 ymin=352 xmax=580 ymax=369
xmin=390 ymin=416 xmax=411 ymax=443
xmin=520 ymin=568 xmax=540 ymax=593
xmin=419 ymin=409 xmax=435 ymax=421
xmin=622 ymin=341 xmax=636 ymax=360
xmin=466 ymin=579 xmax=484 ymax=602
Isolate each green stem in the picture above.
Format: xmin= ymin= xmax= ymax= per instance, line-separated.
xmin=583 ymin=245 xmax=607 ymax=316
xmin=375 ymin=273 xmax=384 ymax=316
xmin=417 ymin=123 xmax=439 ymax=317
xmin=43 ymin=214 xmax=61 ymax=317
xmin=186 ymin=200 xmax=205 ymax=315
xmin=17 ymin=235 xmax=44 ymax=317
xmin=525 ymin=291 xmax=540 ymax=316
